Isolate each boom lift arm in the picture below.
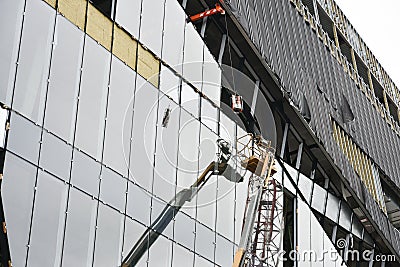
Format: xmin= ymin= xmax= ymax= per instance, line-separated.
xmin=122 ymin=139 xmax=233 ymax=267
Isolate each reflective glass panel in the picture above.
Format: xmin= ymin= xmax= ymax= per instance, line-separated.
xmin=115 ymin=0 xmax=141 ymax=38
xmin=147 ymin=235 xmax=172 ymax=267
xmin=129 ymin=76 xmax=158 ymax=191
xmin=172 ymin=243 xmax=194 ymax=266
xmin=93 ymin=204 xmax=124 ymax=267
xmin=126 ymin=181 xmax=151 ymax=226
xmin=100 ymin=167 xmax=127 ymax=212
xmin=75 ymin=37 xmax=110 ymax=160
xmin=174 ymin=211 xmax=195 ymax=251
xmin=7 ymin=113 xmax=41 ymax=164
xmin=162 ymin=0 xmax=185 ymax=72
xmin=183 ymin=24 xmax=203 ymax=84
xmin=45 ymin=15 xmax=83 ymax=143
xmin=352 ymin=217 xmax=363 ymax=239
xmin=202 ymin=51 xmax=221 ymax=106
xmin=177 ymin=109 xmax=199 ymax=217
xmin=181 ymin=82 xmax=199 ymax=118
xmin=152 ymin=94 xmax=179 ymax=202
xmin=2 ymin=154 xmax=36 ymax=266
xmin=62 ymin=188 xmax=96 ymax=266
xmin=195 ymin=223 xmax=215 ymax=260
xmin=27 ymin=171 xmax=67 ymax=267
xmin=201 ymin=99 xmax=218 ymax=133
xmin=297 ymin=173 xmax=312 ymax=203
xmin=39 ymin=130 xmax=72 ymax=181
xmin=13 ymin=0 xmax=55 ymax=123
xmin=0 ymin=0 xmax=25 ymax=105
xmin=70 ymin=149 xmax=101 ymax=197
xmin=140 ymin=0 xmax=164 ymax=57
xmin=338 ymin=202 xmax=352 ymax=231
xmin=194 ymin=254 xmax=214 ymax=267
xmin=159 ymin=65 xmax=180 ymax=104
xmin=196 ymin=126 xmax=218 ymax=228
xmin=235 ymin=173 xmax=251 ymax=245
xmin=122 ymin=218 xmax=148 ymax=266
xmin=103 ymin=56 xmax=135 ymax=177
xmin=325 ymin=193 xmax=340 ymax=222
xmin=310 ymin=210 xmax=324 ymax=267
xmin=297 ymin=200 xmax=311 ymax=257
xmin=150 ymin=197 xmax=173 ymax=239
xmin=215 ymin=235 xmax=234 ymax=266
xmin=216 ymin=174 xmax=236 ymax=241
xmin=311 ymin=183 xmax=327 ymax=213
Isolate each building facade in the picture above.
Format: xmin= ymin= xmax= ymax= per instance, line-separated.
xmin=0 ymin=0 xmax=399 ymax=266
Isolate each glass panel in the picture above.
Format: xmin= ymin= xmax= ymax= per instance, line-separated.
xmin=201 ymin=99 xmax=218 ymax=133
xmin=298 ymin=173 xmax=312 ymax=203
xmin=195 ymin=223 xmax=215 ymax=261
xmin=70 ymin=149 xmax=101 ymax=197
xmin=129 ymin=76 xmax=158 ymax=191
xmin=103 ymin=56 xmax=135 ymax=177
xmin=215 ymin=235 xmax=234 ymax=266
xmin=126 ymin=181 xmax=151 ymax=226
xmin=75 ymin=37 xmax=110 ymax=160
xmin=183 ymin=24 xmax=203 ymax=84
xmin=115 ymin=0 xmax=141 ymax=39
xmin=45 ymin=15 xmax=84 ymax=143
xmin=152 ymin=94 xmax=179 ymax=202
xmin=338 ymin=202 xmax=352 ymax=231
xmin=352 ymin=218 xmax=363 ymax=239
xmin=323 ymin=233 xmax=338 ymax=267
xmin=174 ymin=211 xmax=195 ymax=251
xmin=325 ymin=193 xmax=340 ymax=222
xmin=219 ymin=113 xmax=236 ymax=147
xmin=283 ymin=162 xmax=297 ymax=194
xmin=297 ymin=199 xmax=311 ymax=264
xmin=122 ymin=218 xmax=148 ymax=266
xmin=0 ymin=0 xmax=25 ymax=105
xmin=177 ymin=109 xmax=199 ymax=217
xmin=181 ymin=82 xmax=199 ymax=118
xmin=13 ymin=0 xmax=55 ymax=123
xmin=62 ymin=188 xmax=96 ymax=266
xmin=100 ymin=167 xmax=127 ymax=212
xmin=311 ymin=183 xmax=327 ymax=213
xmin=202 ymin=51 xmax=221 ymax=106
xmin=216 ymin=174 xmax=236 ymax=241
xmin=162 ymin=0 xmax=185 ymax=72
xmin=310 ymin=210 xmax=324 ymax=267
xmin=39 ymin=130 xmax=72 ymax=181
xmin=93 ymin=204 xmax=124 ymax=267
xmin=147 ymin=235 xmax=173 ymax=267
xmin=27 ymin=171 xmax=67 ymax=267
xmin=2 ymin=154 xmax=36 ymax=266
xmin=172 ymin=243 xmax=194 ymax=266
xmin=7 ymin=113 xmax=41 ymax=164
xmin=139 ymin=0 xmax=164 ymax=57
xmin=159 ymin=65 xmax=180 ymax=104
xmin=150 ymin=197 xmax=173 ymax=239
xmin=196 ymin=126 xmax=218 ymax=229
xmin=195 ymin=254 xmax=214 ymax=267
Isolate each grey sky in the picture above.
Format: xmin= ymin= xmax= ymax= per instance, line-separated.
xmin=334 ymin=0 xmax=400 ymax=88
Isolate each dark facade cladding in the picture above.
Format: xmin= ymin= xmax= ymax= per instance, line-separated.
xmin=215 ymin=0 xmax=400 ymax=257
xmin=0 ymin=0 xmax=400 ymax=266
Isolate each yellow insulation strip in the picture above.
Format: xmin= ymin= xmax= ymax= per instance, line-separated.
xmin=137 ymin=45 xmax=160 ymax=88
xmin=58 ymin=0 xmax=87 ymax=30
xmin=86 ymin=4 xmax=113 ymax=50
xmin=113 ymin=26 xmax=138 ymax=70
